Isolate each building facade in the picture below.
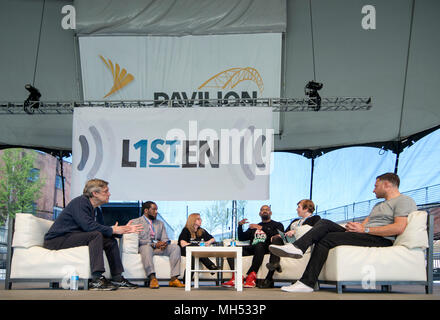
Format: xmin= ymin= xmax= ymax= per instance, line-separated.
xmin=0 ymin=148 xmax=71 ymax=221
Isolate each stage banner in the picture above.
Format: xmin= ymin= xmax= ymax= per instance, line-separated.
xmin=72 ymin=107 xmax=273 ymax=201
xmin=78 ymin=34 xmax=281 ymax=132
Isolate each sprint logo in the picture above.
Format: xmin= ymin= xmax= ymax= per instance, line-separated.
xmin=99 ymin=55 xmax=134 ymax=98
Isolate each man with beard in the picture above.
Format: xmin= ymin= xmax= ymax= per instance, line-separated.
xmin=222 ymin=205 xmax=284 ymax=288
xmin=129 ymin=201 xmax=185 ymax=289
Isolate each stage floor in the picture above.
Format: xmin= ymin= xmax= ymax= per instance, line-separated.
xmin=1 ymin=281 xmax=439 ymax=300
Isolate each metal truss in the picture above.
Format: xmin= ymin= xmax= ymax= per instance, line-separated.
xmin=0 ymin=97 xmax=372 ymax=115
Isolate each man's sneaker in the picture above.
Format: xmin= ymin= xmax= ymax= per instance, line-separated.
xmin=269 ymin=243 xmax=303 ymax=259
xmin=222 ymin=274 xmax=244 ymax=288
xmin=281 ymin=281 xmax=314 ymax=293
xmin=111 ymin=277 xmax=138 ymax=289
xmin=222 ymin=275 xmax=236 ymax=288
xmin=243 ymin=271 xmax=257 ymax=288
xmin=89 ymin=276 xmax=118 ymax=291
xmin=257 ymin=278 xmax=274 ymax=289
xmin=266 ymin=262 xmax=282 ymax=273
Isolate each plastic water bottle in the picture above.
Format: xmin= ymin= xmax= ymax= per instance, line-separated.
xmin=70 ymin=270 xmax=79 ymax=291
xmin=200 ymin=238 xmax=205 ymax=246
xmin=230 ymin=240 xmax=236 ymax=247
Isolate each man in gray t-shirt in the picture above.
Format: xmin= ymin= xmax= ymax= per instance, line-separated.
xmin=269 ymin=172 xmax=418 ymax=293
xmin=366 ymin=194 xmax=417 ymax=240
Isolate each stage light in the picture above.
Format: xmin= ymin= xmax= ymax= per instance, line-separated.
xmin=24 ymin=84 xmax=41 ymax=114
xmin=304 ymin=81 xmax=323 ymax=111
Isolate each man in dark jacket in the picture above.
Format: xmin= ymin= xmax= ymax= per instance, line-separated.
xmin=44 ymin=179 xmax=143 ymax=290
xmin=222 ymin=205 xmax=284 ymax=288
xmin=259 ymin=199 xmax=320 ymax=288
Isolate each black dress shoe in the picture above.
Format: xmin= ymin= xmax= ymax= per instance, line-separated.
xmin=111 ymin=276 xmax=138 ymax=289
xmin=258 ymin=278 xmax=274 ymax=289
xmin=266 ymin=262 xmax=282 ymax=273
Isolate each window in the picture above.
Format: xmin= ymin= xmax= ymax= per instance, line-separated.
xmin=53 ymin=206 xmax=63 ymax=220
xmin=28 ymin=168 xmax=40 ymax=182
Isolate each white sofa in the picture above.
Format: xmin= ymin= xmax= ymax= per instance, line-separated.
xmin=220 ymin=225 xmax=314 ymax=282
xmin=318 ymin=210 xmax=433 ymax=293
xmin=6 ymin=213 xmax=111 ymax=289
xmin=223 ymin=210 xmax=433 ymax=293
xmin=5 ymin=213 xmax=217 ymax=289
xmin=119 ymin=232 xmax=218 ymax=282
xmin=5 ymin=210 xmax=434 ymax=293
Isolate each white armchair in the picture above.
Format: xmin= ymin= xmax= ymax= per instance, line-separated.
xmin=5 ymin=213 xmax=111 ymax=290
xmin=318 ymin=210 xmax=434 ymax=293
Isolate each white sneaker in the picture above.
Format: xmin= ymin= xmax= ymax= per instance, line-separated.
xmin=281 ymin=281 xmax=314 ymax=293
xmin=269 ymin=243 xmax=303 ymax=259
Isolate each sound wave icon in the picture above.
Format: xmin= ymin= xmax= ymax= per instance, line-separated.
xmin=198 ymin=67 xmax=264 ymax=94
xmin=99 ymin=55 xmax=134 ymax=98
xmin=77 ymin=126 xmax=103 ymax=180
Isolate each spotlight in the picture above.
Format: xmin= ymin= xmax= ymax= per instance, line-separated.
xmin=304 ymin=81 xmax=323 ymax=111
xmin=24 ymin=84 xmax=41 ymax=114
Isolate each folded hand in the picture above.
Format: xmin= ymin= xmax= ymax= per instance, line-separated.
xmin=345 ymin=222 xmax=363 ymax=233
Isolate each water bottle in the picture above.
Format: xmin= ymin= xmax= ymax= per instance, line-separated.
xmin=199 ymin=238 xmax=205 ymax=246
xmin=230 ymin=240 xmax=236 ymax=247
xmin=70 ymin=269 xmax=79 ymax=291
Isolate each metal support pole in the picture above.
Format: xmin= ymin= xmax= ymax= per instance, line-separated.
xmin=393 ymin=140 xmax=402 ymax=174
xmin=4 ymin=216 xmax=14 ymax=289
xmin=310 ymin=157 xmax=315 ymax=199
xmin=232 ymin=200 xmax=237 ymax=240
xmin=426 ymin=210 xmax=434 ymax=294
xmin=58 ymin=152 xmax=66 ymax=208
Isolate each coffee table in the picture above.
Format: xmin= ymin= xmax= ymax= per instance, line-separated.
xmin=185 ymin=246 xmax=243 ymax=291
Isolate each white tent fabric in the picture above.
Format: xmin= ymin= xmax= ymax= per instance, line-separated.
xmin=277 ymin=0 xmax=440 ymax=151
xmin=398 ymin=128 xmax=440 ymax=192
xmin=1 ymin=0 xmax=439 ymax=153
xmin=74 ymin=0 xmax=287 ymax=35
xmin=312 ymin=147 xmax=397 ymax=212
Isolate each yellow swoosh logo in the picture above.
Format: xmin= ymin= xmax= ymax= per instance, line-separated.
xmin=99 ymin=55 xmax=134 ymax=98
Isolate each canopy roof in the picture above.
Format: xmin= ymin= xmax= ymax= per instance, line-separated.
xmin=0 ymin=0 xmax=439 ymax=157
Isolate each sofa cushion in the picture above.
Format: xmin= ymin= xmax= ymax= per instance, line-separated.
xmin=319 ymin=245 xmax=426 ymax=282
xmin=10 ymin=246 xmax=111 ymax=279
xmin=393 ymin=210 xmax=428 ymax=249
xmin=12 ymin=213 xmax=53 ymax=248
xmin=122 ymin=233 xmax=139 ymax=254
